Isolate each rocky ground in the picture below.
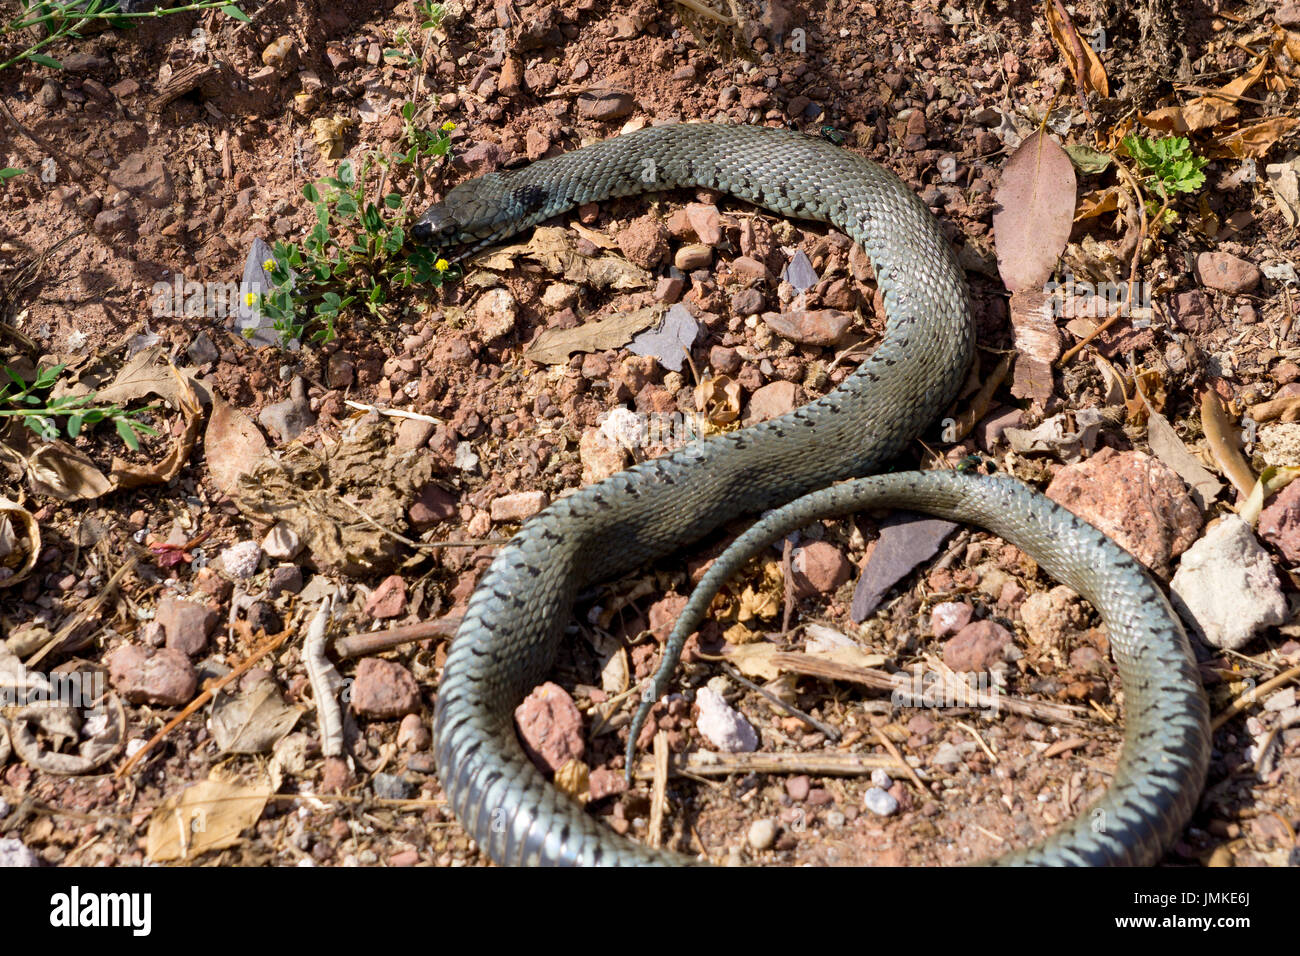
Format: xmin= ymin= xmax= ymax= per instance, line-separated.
xmin=0 ymin=0 xmax=1299 ymax=867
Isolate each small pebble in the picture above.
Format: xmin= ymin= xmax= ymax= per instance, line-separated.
xmin=747 ymin=818 xmax=778 ymax=851
xmin=871 ymin=769 xmax=893 ymax=790
xmin=863 ymin=787 xmax=899 ymax=816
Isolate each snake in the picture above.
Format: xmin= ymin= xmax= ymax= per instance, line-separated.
xmin=411 ymin=122 xmax=1211 ymax=865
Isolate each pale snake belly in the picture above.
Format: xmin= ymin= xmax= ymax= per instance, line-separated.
xmin=411 ymin=122 xmax=1210 ymax=866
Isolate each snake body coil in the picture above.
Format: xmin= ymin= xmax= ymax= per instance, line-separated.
xmin=414 ymin=123 xmax=1210 ymax=866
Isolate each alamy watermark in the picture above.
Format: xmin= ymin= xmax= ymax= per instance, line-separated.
xmin=890 ymin=669 xmax=1002 ymax=718
xmin=1043 ymin=272 xmax=1154 ymax=328
xmin=0 ymin=661 xmax=106 ymax=715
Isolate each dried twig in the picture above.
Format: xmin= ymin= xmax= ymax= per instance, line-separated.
xmin=331 ymin=615 xmax=462 ymax=658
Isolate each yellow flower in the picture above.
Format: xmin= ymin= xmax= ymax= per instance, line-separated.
xmin=263 ymin=258 xmax=275 ymax=272
xmin=434 ymin=258 xmax=449 ymax=272
xmin=244 ymin=292 xmax=256 ymax=306
xmin=440 ymin=120 xmax=456 ymax=132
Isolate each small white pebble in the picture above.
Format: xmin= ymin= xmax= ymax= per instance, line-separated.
xmin=747 ymin=818 xmax=777 ymax=851
xmin=870 ymin=769 xmax=893 ymax=790
xmin=221 ymin=540 xmax=262 ymax=579
xmin=863 ymin=787 xmax=899 ymax=817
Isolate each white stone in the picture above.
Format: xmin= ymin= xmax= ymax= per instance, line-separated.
xmin=863 ymin=787 xmax=899 ymax=816
xmin=1170 ymin=516 xmax=1287 ymax=650
xmin=261 ymin=521 xmax=302 ymax=560
xmin=695 ymin=686 xmax=758 ymax=753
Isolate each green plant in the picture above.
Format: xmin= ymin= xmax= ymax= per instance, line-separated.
xmin=255 ymin=118 xmax=458 ymax=345
xmin=1121 ymin=134 xmax=1208 ymax=228
xmin=0 ymin=167 xmax=26 ymax=182
xmin=1123 ymin=134 xmax=1208 ymax=196
xmin=0 ymin=362 xmax=158 ymax=449
xmin=383 ymin=2 xmax=443 ymax=67
xmin=1 ymin=0 xmax=249 ymax=74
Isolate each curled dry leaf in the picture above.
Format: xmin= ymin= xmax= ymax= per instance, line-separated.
xmin=1045 ymin=1 xmax=1109 ymax=97
xmin=694 ymin=374 xmax=743 ymax=426
xmin=1250 ymin=393 xmax=1300 ymax=424
xmin=993 ymin=130 xmax=1078 ymax=294
xmin=1201 ymin=389 xmax=1256 ymax=498
xmin=0 ymin=495 xmax=39 ymax=588
xmin=110 ymin=364 xmax=202 ymax=490
xmin=310 ymin=116 xmax=354 ymax=160
xmin=9 ymin=692 xmax=126 ymax=776
xmin=1141 ymin=57 xmax=1268 ymax=134
xmin=555 ymin=758 xmax=589 ymax=802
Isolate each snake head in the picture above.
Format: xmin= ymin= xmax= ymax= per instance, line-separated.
xmin=412 ymin=174 xmax=549 ymax=257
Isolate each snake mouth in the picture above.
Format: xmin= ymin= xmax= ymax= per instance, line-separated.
xmin=411 ymin=205 xmax=455 ymax=244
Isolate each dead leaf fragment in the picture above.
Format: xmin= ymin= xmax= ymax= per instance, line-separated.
xmin=1146 ymin=411 xmax=1222 ymax=510
xmin=1045 ymin=1 xmax=1109 ymax=97
xmin=146 ymin=778 xmax=271 ymax=862
xmin=311 ymin=116 xmax=354 ymax=160
xmin=524 ymin=305 xmax=662 ymax=365
xmin=0 ymin=495 xmax=39 ymax=587
xmin=993 ymin=130 xmax=1078 ymax=294
xmin=210 ymin=679 xmax=303 ymax=754
xmin=205 ymin=394 xmax=270 ymax=496
xmin=1201 ymin=390 xmax=1256 ymax=498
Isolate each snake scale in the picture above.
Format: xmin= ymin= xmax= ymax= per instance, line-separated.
xmin=412 ymin=122 xmax=1211 ymax=866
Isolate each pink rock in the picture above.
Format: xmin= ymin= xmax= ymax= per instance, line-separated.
xmin=395 ymin=417 xmax=436 ymax=451
xmin=792 ymin=541 xmax=851 ymax=595
xmin=616 ymin=214 xmax=669 ymax=270
xmin=514 ymin=681 xmax=585 ymax=773
xmin=761 ymin=308 xmax=854 ymax=346
xmin=588 ymin=767 xmax=628 ymax=801
xmin=351 ymin=658 xmax=421 ymax=719
xmin=155 ymin=597 xmax=217 ymax=656
xmin=745 ymin=380 xmax=800 ymax=423
xmin=409 ymin=484 xmax=457 ymax=526
xmin=397 ymin=714 xmax=430 ymax=751
xmin=1045 ymin=447 xmax=1202 ymax=578
xmin=1196 ymin=251 xmax=1261 ymax=294
xmin=942 ymin=620 xmax=1013 ymax=672
xmin=648 ymin=592 xmax=688 ymax=642
xmin=490 ymin=490 xmax=550 ymax=522
xmin=1258 ymin=479 xmax=1300 ymax=562
xmin=107 ymin=645 xmax=197 ymax=706
xmin=366 ymin=576 xmax=407 ymax=620
xmin=930 ymin=601 xmax=973 ymax=638
xmin=685 ymin=203 xmax=722 ymax=244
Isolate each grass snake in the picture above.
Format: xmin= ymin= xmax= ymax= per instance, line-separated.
xmin=412 ymin=122 xmax=1210 ymax=866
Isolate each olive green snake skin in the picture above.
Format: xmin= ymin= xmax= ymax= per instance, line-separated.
xmin=412 ymin=123 xmax=1210 ymax=866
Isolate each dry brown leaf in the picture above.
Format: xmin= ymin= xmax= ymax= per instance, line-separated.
xmin=1139 ymin=106 xmax=1189 ymax=135
xmin=1146 ymin=410 xmax=1223 ymax=510
xmin=993 ymin=130 xmax=1078 ymax=294
xmin=1180 ymin=57 xmax=1268 ymax=131
xmin=523 ymin=306 xmax=662 ymax=365
xmin=210 ymin=679 xmax=303 ymax=754
xmin=722 ymin=642 xmax=782 ymax=681
xmin=110 ymin=365 xmax=202 ymax=490
xmin=694 ymin=374 xmax=742 ymax=426
xmin=310 ymin=115 xmax=353 ymax=160
xmin=477 ymin=226 xmax=650 ymax=291
xmin=146 ymin=777 xmax=271 ymax=862
xmin=205 ymin=394 xmax=270 ymax=495
xmin=1074 ymin=186 xmax=1123 ymax=222
xmin=1201 ymin=390 xmax=1256 ymax=498
xmin=1265 ymin=155 xmax=1300 ymax=228
xmin=555 ymin=759 xmax=589 ymax=802
xmin=0 ymin=495 xmax=39 ymax=588
xmin=1045 ymin=1 xmax=1109 ymax=97
xmin=1208 ymin=116 xmax=1300 ymax=159
xmin=24 ymin=437 xmax=113 ymax=501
